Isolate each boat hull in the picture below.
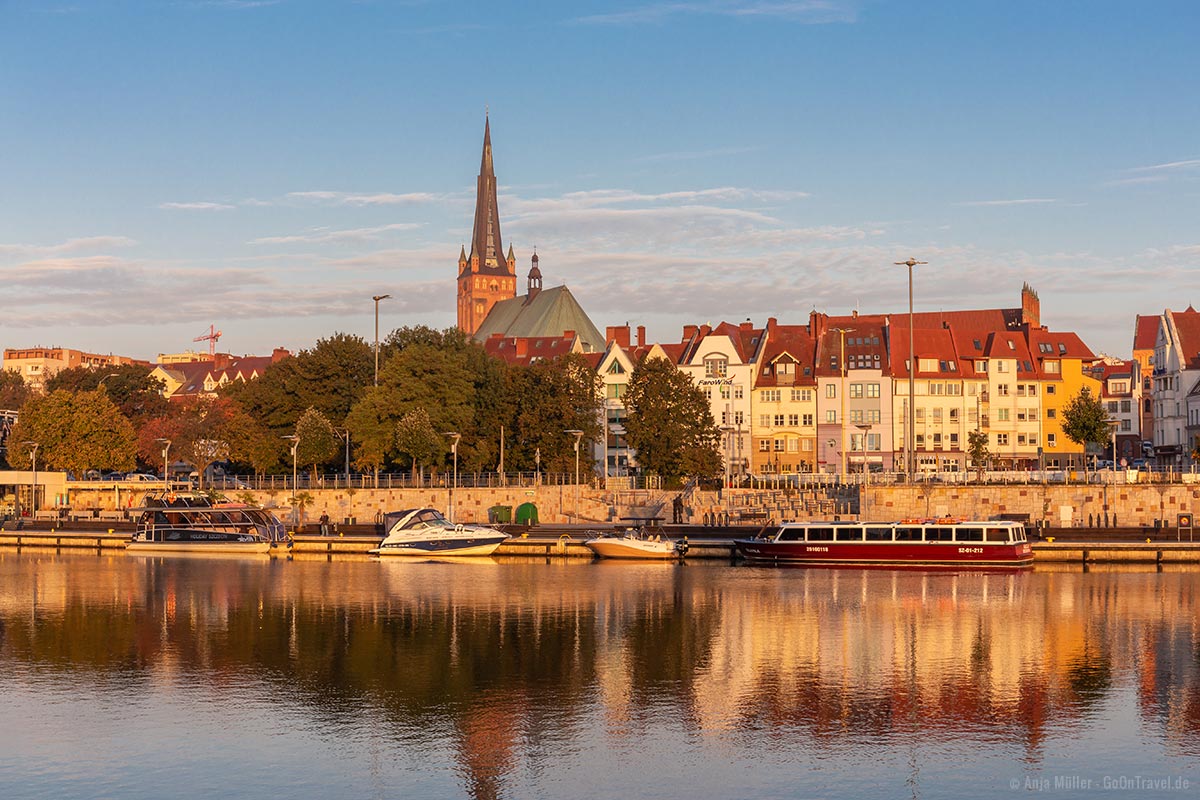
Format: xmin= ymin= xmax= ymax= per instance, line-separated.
xmin=734 ymin=539 xmax=1033 ymax=567
xmin=584 ymin=538 xmax=684 ymax=560
xmin=126 ymin=540 xmax=272 ymax=554
xmin=371 ymin=536 xmax=508 ymax=557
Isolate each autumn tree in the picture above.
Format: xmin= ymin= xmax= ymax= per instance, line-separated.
xmin=967 ymin=429 xmax=991 ymax=482
xmin=8 ymin=390 xmax=137 ymax=476
xmin=345 ymin=387 xmax=400 ymax=478
xmin=623 ymin=356 xmax=721 ymax=483
xmin=0 ymin=371 xmax=31 ymax=412
xmin=294 ymin=407 xmax=339 ymax=478
xmin=502 ymin=353 xmax=603 ymax=476
xmin=46 ymin=364 xmax=168 ymax=426
xmin=395 ymin=407 xmax=444 ymax=478
xmin=138 ymin=396 xmax=246 ymax=488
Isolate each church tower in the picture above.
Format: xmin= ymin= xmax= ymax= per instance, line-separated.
xmin=457 ymin=115 xmax=517 ymax=335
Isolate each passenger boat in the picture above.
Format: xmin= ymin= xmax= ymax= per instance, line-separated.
xmin=584 ymin=531 xmax=689 ymax=560
xmin=126 ymin=491 xmax=288 ymax=554
xmin=369 ymin=508 xmax=510 ymax=557
xmin=734 ymin=519 xmax=1033 ymax=567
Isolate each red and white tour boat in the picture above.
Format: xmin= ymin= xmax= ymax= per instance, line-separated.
xmin=734 ymin=519 xmax=1033 ymax=567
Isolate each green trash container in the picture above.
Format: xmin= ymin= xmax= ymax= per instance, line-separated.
xmin=515 ymin=502 xmax=538 ymax=526
xmin=488 ymin=505 xmax=512 ymax=524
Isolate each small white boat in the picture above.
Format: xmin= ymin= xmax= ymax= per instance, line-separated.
xmin=126 ymin=491 xmax=287 ymax=554
xmin=370 ymin=508 xmax=510 ymax=557
xmin=584 ymin=531 xmax=689 ymax=560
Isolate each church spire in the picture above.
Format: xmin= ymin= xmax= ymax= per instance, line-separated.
xmin=470 ymin=114 xmax=508 ymax=274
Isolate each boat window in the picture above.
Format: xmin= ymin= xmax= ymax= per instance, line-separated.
xmin=985 ymin=527 xmax=1008 ymax=543
xmin=777 ymin=527 xmax=805 ymax=542
xmin=1015 ymin=525 xmax=1026 ymax=542
xmin=864 ymin=527 xmax=892 ymax=541
xmin=956 ymin=527 xmax=984 ymax=542
xmin=895 ymin=526 xmax=922 ymax=541
xmin=806 ymin=527 xmax=835 ymax=542
xmin=835 ymin=527 xmax=862 ymax=541
xmin=926 ymin=527 xmax=954 ymax=542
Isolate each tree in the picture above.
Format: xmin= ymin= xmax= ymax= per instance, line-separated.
xmin=623 ymin=356 xmax=721 ymax=483
xmin=295 ymin=407 xmax=340 ymax=478
xmin=8 ymin=390 xmax=137 ymax=476
xmin=138 ymin=396 xmax=244 ymax=488
xmin=47 ymin=364 xmax=168 ymax=426
xmin=346 ymin=387 xmax=401 ymax=477
xmin=0 ymin=370 xmax=31 ymax=412
xmin=504 ymin=353 xmax=602 ymax=475
xmin=967 ymin=429 xmax=991 ymax=482
xmin=1061 ymin=387 xmax=1112 ymax=464
xmin=395 ymin=407 xmax=444 ymax=478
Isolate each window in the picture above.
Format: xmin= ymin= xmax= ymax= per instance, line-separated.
xmin=1017 ymin=434 xmax=1027 ymax=445
xmin=735 ymin=411 xmax=744 ymax=425
xmin=802 ymin=413 xmax=813 ymax=426
xmin=916 ymin=434 xmax=925 ymax=448
xmin=1044 ymin=361 xmax=1060 ymax=374
xmin=866 ymin=409 xmax=881 ymax=424
xmin=774 ymin=414 xmax=785 ymax=426
xmin=826 ymin=384 xmax=836 ymax=398
xmin=759 ymin=440 xmax=771 ymax=452
xmin=949 ymin=433 xmax=959 ymax=447
xmin=996 ymin=433 xmax=1009 ymax=446
xmin=1120 ymin=400 xmax=1131 ymax=413
xmin=949 ymin=408 xmax=959 ymax=422
xmin=867 ymin=383 xmax=880 ymax=398
xmin=792 ymin=389 xmax=812 ymax=402
xmin=997 ymin=384 xmax=1009 ymax=396
xmin=997 ymin=408 xmax=1009 ymax=421
xmin=933 ymin=433 xmax=943 ymax=448
xmin=1121 ymin=419 xmax=1131 ymax=431
xmin=997 ymin=361 xmax=1009 ymax=373
xmin=802 ymin=439 xmax=813 ymax=451
xmin=607 ymin=361 xmax=625 ymax=375
xmin=978 ymin=360 xmax=988 ymax=372
xmin=705 ymin=358 xmax=728 ymax=378
xmin=919 ymin=358 xmax=938 ymax=372
xmin=1046 ymin=384 xmax=1056 ymax=394
xmin=826 ymin=410 xmax=836 ymax=423
xmin=1048 ymin=433 xmax=1057 ymax=447
xmin=850 ymin=409 xmax=864 ymax=424
xmin=932 ymin=408 xmax=943 ymax=422
xmin=1047 ymin=408 xmax=1056 ymax=419
xmin=759 ymin=414 xmax=770 ymax=427
xmin=735 ymin=385 xmax=744 ymax=400
xmin=850 ymin=383 xmax=864 ymax=399
xmin=762 ymin=389 xmax=781 ymax=403
xmin=915 ymin=408 xmax=925 ymax=422
xmin=787 ymin=439 xmax=799 ymax=452
xmin=788 ymin=414 xmax=799 ymax=426
xmin=720 ymin=386 xmax=731 ymax=400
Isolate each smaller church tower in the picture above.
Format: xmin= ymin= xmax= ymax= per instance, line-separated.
xmin=525 ymin=252 xmax=542 ymax=305
xmin=457 ymin=115 xmax=518 ymax=335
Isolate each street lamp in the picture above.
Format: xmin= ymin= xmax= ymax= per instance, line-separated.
xmin=894 ymin=258 xmax=926 ymax=479
xmin=97 ymin=372 xmax=119 ymax=391
xmin=372 ymin=294 xmax=392 ymax=386
xmin=564 ymin=429 xmax=583 ymax=522
xmin=22 ymin=441 xmax=38 ymax=516
xmin=156 ymin=438 xmax=172 ymax=490
xmin=282 ymin=435 xmax=299 ymax=527
xmin=443 ymin=432 xmax=461 ymax=522
xmin=835 ymin=328 xmax=854 ymax=479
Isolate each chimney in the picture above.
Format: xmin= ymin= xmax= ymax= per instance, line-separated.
xmin=637 ymin=325 xmax=646 ymax=347
xmin=271 ymin=347 xmax=291 ymax=362
xmin=682 ymin=324 xmax=698 ymax=341
xmin=606 ymin=325 xmax=631 ymax=348
xmin=515 ymin=338 xmax=528 ymax=357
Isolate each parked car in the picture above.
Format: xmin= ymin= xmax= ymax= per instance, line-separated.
xmin=123 ymin=473 xmax=161 ymax=482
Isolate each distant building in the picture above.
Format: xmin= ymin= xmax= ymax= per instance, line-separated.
xmin=2 ymin=347 xmax=150 ymax=394
xmin=1150 ymin=306 xmax=1200 ymax=467
xmin=150 ymin=349 xmax=290 ymax=401
xmin=474 ymin=254 xmax=604 ymax=353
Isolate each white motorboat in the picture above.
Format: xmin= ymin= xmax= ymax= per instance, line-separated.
xmin=584 ymin=531 xmax=689 ymax=560
xmin=126 ymin=491 xmax=287 ymax=554
xmin=369 ymin=508 xmax=510 ymax=557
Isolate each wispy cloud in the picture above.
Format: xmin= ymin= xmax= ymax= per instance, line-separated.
xmin=633 ymin=145 xmax=760 ymax=163
xmin=956 ymin=198 xmax=1058 ymax=207
xmin=1137 ymin=158 xmax=1200 ymax=172
xmin=286 ymin=190 xmax=441 ymax=207
xmin=0 ymin=236 xmax=137 ymax=259
xmin=158 ymin=201 xmax=237 ymax=211
xmin=573 ymin=0 xmax=857 ymax=25
xmin=249 ymin=222 xmax=423 ymax=246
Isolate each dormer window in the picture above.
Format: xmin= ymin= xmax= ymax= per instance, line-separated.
xmin=704 ymin=357 xmax=728 ymax=378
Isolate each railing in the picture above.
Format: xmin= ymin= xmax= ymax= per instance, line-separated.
xmin=725 ymin=468 xmax=1200 ymax=489
xmin=197 ymin=471 xmax=665 ymax=492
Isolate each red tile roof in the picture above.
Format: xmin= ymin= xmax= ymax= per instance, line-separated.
xmin=1133 ymin=314 xmax=1160 ymax=353
xmin=483 ymin=333 xmax=580 ymax=366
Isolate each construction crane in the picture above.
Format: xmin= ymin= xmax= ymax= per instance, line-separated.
xmin=193 ymin=324 xmax=223 ymax=357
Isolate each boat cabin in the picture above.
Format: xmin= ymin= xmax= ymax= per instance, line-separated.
xmin=770 ymin=520 xmax=1028 ymax=545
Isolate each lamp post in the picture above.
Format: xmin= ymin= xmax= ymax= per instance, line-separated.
xmin=894 ymin=258 xmax=926 ymax=479
xmin=156 ymin=438 xmax=172 ymax=490
xmin=443 ymin=432 xmax=461 ymax=522
xmin=22 ymin=441 xmax=38 ymax=516
xmin=826 ymin=439 xmax=836 ymax=478
xmin=831 ymin=327 xmax=855 ymax=479
xmin=335 ymin=428 xmax=351 ymax=488
xmin=282 ymin=435 xmax=299 ymax=527
xmin=97 ymin=372 xmax=119 ymax=391
xmin=565 ymin=429 xmax=583 ymax=522
xmin=372 ymin=294 xmax=391 ymax=386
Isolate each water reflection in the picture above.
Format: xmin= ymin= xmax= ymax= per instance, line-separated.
xmin=0 ymin=553 xmax=1198 ymax=798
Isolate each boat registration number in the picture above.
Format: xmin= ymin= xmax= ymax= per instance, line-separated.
xmin=958 ymin=547 xmax=984 ymax=554
xmin=806 ymin=546 xmax=829 ymax=552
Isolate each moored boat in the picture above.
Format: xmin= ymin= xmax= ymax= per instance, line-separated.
xmin=127 ymin=491 xmax=287 ymax=554
xmin=584 ymin=531 xmax=689 ymax=560
xmin=369 ymin=508 xmax=510 ymax=557
xmin=734 ymin=519 xmax=1033 ymax=567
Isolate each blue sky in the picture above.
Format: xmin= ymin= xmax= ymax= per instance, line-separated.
xmin=1 ymin=0 xmax=1197 ymax=361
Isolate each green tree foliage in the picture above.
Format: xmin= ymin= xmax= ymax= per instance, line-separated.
xmin=137 ymin=396 xmax=244 ymax=488
xmin=46 ymin=364 xmax=168 ymax=424
xmin=967 ymin=429 xmax=991 ymax=481
xmin=503 ymin=353 xmax=603 ymax=475
xmin=345 ymin=387 xmax=400 ymax=474
xmin=224 ymin=334 xmax=372 ymax=434
xmin=8 ymin=390 xmax=137 ymax=476
xmin=0 ymin=370 xmax=31 ymax=412
xmin=1061 ymin=387 xmax=1112 ymax=451
xmin=623 ymin=357 xmax=721 ymax=482
xmin=395 ymin=407 xmax=444 ymax=476
xmin=294 ymin=407 xmax=339 ymax=477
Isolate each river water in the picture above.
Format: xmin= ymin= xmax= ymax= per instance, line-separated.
xmin=0 ymin=553 xmax=1197 ymax=799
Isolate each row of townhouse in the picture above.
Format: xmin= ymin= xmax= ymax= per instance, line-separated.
xmin=595 ymin=286 xmax=1131 ymax=477
xmin=1145 ymin=305 xmax=1200 ymax=467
